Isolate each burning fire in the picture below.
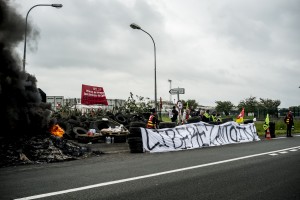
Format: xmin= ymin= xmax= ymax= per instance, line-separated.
xmin=50 ymin=124 xmax=65 ymax=138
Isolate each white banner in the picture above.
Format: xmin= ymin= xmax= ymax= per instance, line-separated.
xmin=141 ymin=121 xmax=260 ymax=153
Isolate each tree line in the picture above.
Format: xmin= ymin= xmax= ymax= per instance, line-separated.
xmin=181 ymin=96 xmax=299 ymax=118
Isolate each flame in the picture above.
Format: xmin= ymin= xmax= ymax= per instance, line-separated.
xmin=50 ymin=124 xmax=65 ymax=138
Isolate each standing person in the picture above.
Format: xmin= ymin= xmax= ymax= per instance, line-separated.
xmin=284 ymin=110 xmax=294 ymax=137
xmin=199 ymin=110 xmax=205 ymax=121
xmin=177 ymin=100 xmax=183 ymax=123
xmin=216 ymin=113 xmax=222 ymax=122
xmin=147 ymin=108 xmax=158 ymax=129
xmin=185 ymin=108 xmax=190 ymax=122
xmin=182 ymin=109 xmax=190 ymax=124
xmin=202 ymin=110 xmax=210 ymax=122
xmin=171 ymin=106 xmax=178 ymax=123
xmin=211 ymin=111 xmax=217 ymax=122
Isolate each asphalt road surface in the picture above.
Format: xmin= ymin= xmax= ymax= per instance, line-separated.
xmin=1 ymin=135 xmax=300 ymax=200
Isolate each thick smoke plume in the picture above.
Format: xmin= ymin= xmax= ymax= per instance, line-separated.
xmin=0 ymin=0 xmax=51 ymax=137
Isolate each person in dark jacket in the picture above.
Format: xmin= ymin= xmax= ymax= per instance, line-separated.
xmin=284 ymin=110 xmax=294 ymax=137
xmin=171 ymin=106 xmax=178 ymax=123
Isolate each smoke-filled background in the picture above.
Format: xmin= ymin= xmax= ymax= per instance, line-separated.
xmin=0 ymin=0 xmax=51 ymax=137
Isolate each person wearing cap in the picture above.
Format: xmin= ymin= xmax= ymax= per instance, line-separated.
xmin=284 ymin=110 xmax=294 ymax=137
xmin=147 ymin=108 xmax=158 ymax=129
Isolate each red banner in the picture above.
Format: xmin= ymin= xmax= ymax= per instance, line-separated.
xmin=81 ymin=84 xmax=108 ymax=105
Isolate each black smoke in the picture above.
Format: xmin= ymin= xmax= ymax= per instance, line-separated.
xmin=0 ymin=0 xmax=52 ymax=137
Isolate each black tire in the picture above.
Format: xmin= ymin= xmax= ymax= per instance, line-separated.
xmin=58 ymin=122 xmax=73 ymax=139
xmin=130 ymin=122 xmax=146 ymax=128
xmin=73 ymin=127 xmax=88 ymax=138
xmin=244 ymin=119 xmax=253 ymax=124
xmin=128 ymin=127 xmax=142 ymax=138
xmin=128 ymin=137 xmax=142 ymax=143
xmin=128 ymin=139 xmax=144 ymax=153
xmin=208 ymin=121 xmax=221 ymax=125
xmin=129 ymin=114 xmax=143 ymax=123
xmin=222 ymin=117 xmax=234 ymax=123
xmin=115 ymin=113 xmax=127 ymax=125
xmin=106 ymin=112 xmax=115 ymax=120
xmin=90 ymin=120 xmax=110 ymax=132
xmin=159 ymin=122 xmax=176 ymax=129
xmin=187 ymin=117 xmax=201 ymax=124
xmin=67 ymin=119 xmax=81 ymax=126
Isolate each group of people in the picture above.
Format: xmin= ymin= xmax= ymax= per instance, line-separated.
xmin=168 ymin=105 xmax=225 ymax=126
xmin=169 ymin=106 xmax=223 ymax=125
xmin=147 ymin=106 xmax=296 ymax=139
xmin=147 ymin=105 xmax=224 ymax=129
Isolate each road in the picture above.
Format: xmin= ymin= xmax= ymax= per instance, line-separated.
xmin=1 ymin=135 xmax=300 ymax=200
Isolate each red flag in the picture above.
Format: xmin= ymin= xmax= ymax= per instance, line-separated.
xmin=81 ymin=84 xmax=108 ymax=105
xmin=236 ymin=108 xmax=244 ymax=123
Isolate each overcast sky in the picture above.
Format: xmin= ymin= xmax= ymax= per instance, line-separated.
xmin=11 ymin=0 xmax=300 ymax=108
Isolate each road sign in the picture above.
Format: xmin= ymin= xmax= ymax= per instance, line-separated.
xmin=169 ymin=88 xmax=185 ymax=94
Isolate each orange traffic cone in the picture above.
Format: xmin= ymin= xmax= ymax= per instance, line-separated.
xmin=266 ymin=128 xmax=271 ymax=140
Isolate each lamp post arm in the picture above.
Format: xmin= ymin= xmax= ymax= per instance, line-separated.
xmin=141 ymin=29 xmax=157 ymax=111
xmin=23 ymin=4 xmax=62 ymax=71
xmin=23 ymin=5 xmax=45 ymax=71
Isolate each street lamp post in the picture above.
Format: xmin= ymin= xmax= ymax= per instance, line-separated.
xmin=23 ymin=4 xmax=63 ymax=71
xmin=130 ymin=23 xmax=157 ymax=111
xmin=168 ymin=79 xmax=172 ymax=103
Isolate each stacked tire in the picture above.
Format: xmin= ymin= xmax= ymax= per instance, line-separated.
xmin=187 ymin=117 xmax=201 ymax=124
xmin=159 ymin=122 xmax=176 ymax=129
xmin=128 ymin=122 xmax=146 ymax=153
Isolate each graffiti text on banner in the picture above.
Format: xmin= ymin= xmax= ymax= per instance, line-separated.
xmin=141 ymin=121 xmax=260 ymax=153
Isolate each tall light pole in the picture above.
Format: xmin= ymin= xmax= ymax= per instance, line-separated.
xmin=168 ymin=79 xmax=172 ymax=103
xmin=23 ymin=4 xmax=63 ymax=71
xmin=130 ymin=23 xmax=157 ymax=111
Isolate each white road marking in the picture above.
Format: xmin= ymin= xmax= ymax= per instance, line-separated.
xmin=15 ymin=145 xmax=300 ymax=200
xmin=289 ymin=149 xmax=298 ymax=152
xmin=272 ymin=137 xmax=286 ymax=140
xmin=269 ymin=153 xmax=278 ymax=156
xmin=278 ymin=151 xmax=288 ymax=154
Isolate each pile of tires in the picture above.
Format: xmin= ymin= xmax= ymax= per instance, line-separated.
xmin=127 ymin=122 xmax=146 ymax=153
xmin=243 ymin=119 xmax=253 ymax=124
xmin=187 ymin=117 xmax=201 ymax=124
xmin=222 ymin=117 xmax=234 ymax=123
xmin=159 ymin=122 xmax=176 ymax=129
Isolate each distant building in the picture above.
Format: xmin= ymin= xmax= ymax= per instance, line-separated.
xmin=46 ymin=96 xmax=64 ymax=111
xmin=46 ymin=96 xmax=125 ymax=111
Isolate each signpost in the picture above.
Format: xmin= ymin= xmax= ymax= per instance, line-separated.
xmin=169 ymin=87 xmax=185 ymax=101
xmin=169 ymin=88 xmax=185 ymax=94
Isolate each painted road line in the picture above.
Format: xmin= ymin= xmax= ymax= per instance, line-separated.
xmin=269 ymin=153 xmax=278 ymax=156
xmin=272 ymin=137 xmax=287 ymax=140
xmin=278 ymin=151 xmax=288 ymax=154
xmin=15 ymin=145 xmax=300 ymax=200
